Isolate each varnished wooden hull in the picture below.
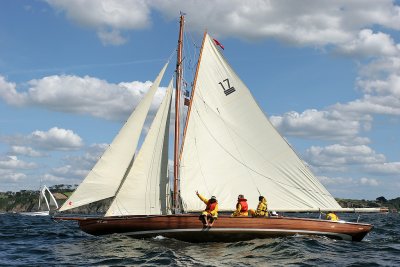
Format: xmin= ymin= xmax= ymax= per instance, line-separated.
xmin=71 ymin=215 xmax=372 ymax=242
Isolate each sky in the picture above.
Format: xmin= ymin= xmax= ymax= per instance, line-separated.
xmin=0 ymin=0 xmax=399 ymax=200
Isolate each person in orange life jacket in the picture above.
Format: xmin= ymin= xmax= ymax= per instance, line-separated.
xmin=196 ymin=191 xmax=218 ymax=227
xmin=249 ymin=196 xmax=268 ymax=217
xmin=232 ymin=194 xmax=249 ymax=216
xmin=326 ymin=211 xmax=339 ymax=221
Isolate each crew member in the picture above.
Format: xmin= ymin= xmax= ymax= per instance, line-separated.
xmin=196 ymin=191 xmax=218 ymax=227
xmin=232 ymin=194 xmax=249 ymax=216
xmin=249 ymin=196 xmax=268 ymax=217
xmin=326 ymin=211 xmax=339 ymax=221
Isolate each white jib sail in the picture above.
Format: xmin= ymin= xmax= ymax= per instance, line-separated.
xmin=105 ymin=81 xmax=173 ymax=216
xmin=180 ymin=34 xmax=341 ymax=212
xmin=59 ymin=63 xmax=169 ymax=211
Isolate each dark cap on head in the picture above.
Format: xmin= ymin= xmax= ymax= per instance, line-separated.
xmin=211 ymin=196 xmax=217 ymax=200
xmin=259 ymin=196 xmax=264 ymax=201
xmin=238 ymin=194 xmax=244 ymax=199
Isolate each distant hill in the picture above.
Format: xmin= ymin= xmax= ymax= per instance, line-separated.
xmin=0 ymin=185 xmax=110 ymax=213
xmin=336 ymin=197 xmax=399 ymax=212
xmin=0 ymin=184 xmax=76 ymax=213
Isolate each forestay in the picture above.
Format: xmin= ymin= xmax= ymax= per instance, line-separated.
xmin=180 ymin=34 xmax=341 ymax=212
xmin=105 ymin=81 xmax=173 ymax=216
xmin=59 ymin=63 xmax=169 ymax=211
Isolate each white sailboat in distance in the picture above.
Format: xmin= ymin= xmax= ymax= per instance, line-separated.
xmin=21 ymin=185 xmax=59 ymax=216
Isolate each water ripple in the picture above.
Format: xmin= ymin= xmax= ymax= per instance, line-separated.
xmin=0 ymin=213 xmax=399 ymax=266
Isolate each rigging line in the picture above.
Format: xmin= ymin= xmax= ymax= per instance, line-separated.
xmin=190 ymin=98 xmax=334 ymax=199
xmin=167 ymin=47 xmax=177 ymax=63
xmin=183 ymin=30 xmax=198 ymax=79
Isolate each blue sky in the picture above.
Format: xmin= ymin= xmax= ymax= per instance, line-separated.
xmin=0 ymin=0 xmax=399 ymax=200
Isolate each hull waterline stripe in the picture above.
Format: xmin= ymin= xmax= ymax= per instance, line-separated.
xmin=119 ymin=228 xmax=352 ymax=241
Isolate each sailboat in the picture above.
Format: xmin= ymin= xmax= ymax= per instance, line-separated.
xmin=54 ymin=15 xmax=383 ymax=242
xmin=20 ymin=185 xmax=59 ymax=216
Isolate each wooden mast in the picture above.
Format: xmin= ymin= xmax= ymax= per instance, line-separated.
xmin=173 ymin=14 xmax=184 ymax=213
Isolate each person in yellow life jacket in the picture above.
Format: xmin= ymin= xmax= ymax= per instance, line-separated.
xmin=232 ymin=194 xmax=249 ymax=216
xmin=326 ymin=212 xmax=339 ymax=221
xmin=196 ymin=191 xmax=218 ymax=227
xmin=249 ymin=196 xmax=268 ymax=217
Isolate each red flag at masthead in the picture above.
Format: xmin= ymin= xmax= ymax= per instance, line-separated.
xmin=213 ymin=38 xmax=225 ymax=50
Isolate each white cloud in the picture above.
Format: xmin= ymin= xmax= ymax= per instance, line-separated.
xmin=49 ymin=143 xmax=109 ymax=181
xmin=318 ymin=175 xmax=355 ymax=185
xmin=306 ymin=144 xmax=386 ymax=168
xmin=47 ymin=0 xmax=151 ymax=29
xmin=98 ymin=28 xmax=127 ymax=45
xmin=333 ymin=73 xmax=400 ymax=116
xmin=44 ymin=0 xmax=400 ymax=50
xmin=360 ymin=177 xmax=379 ymax=186
xmin=333 ymin=95 xmax=400 ymax=116
xmin=270 ymin=109 xmax=369 ymax=143
xmin=155 ymin=0 xmax=400 ymax=46
xmin=0 ymin=75 xmax=27 ymax=106
xmin=337 ymin=29 xmax=400 ymax=57
xmin=46 ymin=0 xmax=150 ymax=46
xmin=318 ymin=176 xmax=380 ymax=189
xmin=28 ymin=127 xmax=83 ymax=151
xmin=359 ymin=56 xmax=400 ymax=78
xmin=363 ymin=162 xmax=400 ymax=175
xmin=51 ymin=165 xmax=88 ymax=179
xmin=0 ymin=156 xmax=37 ymax=169
xmin=0 ymin=74 xmax=166 ymax=121
xmin=27 ymin=75 xmax=141 ymax=120
xmin=41 ymin=173 xmax=71 ymax=184
xmin=1 ymin=128 xmax=84 ymax=152
xmin=360 ymin=74 xmax=400 ymax=97
xmin=0 ymin=170 xmax=27 ymax=182
xmin=9 ymin=146 xmax=44 ymax=157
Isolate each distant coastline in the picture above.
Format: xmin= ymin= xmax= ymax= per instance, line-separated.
xmin=0 ymin=185 xmax=399 ymax=213
xmin=337 ymin=197 xmax=399 ymax=213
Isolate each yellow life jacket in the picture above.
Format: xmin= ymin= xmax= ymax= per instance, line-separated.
xmin=326 ymin=212 xmax=339 ymax=221
xmin=256 ymin=198 xmax=268 ymax=216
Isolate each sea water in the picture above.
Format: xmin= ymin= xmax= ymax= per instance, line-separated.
xmin=0 ymin=213 xmax=399 ymax=266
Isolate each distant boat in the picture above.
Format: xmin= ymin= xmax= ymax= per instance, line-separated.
xmin=55 ymin=15 xmax=382 ymax=242
xmin=20 ymin=185 xmax=59 ymax=216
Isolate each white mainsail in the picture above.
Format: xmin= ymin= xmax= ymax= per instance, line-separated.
xmin=105 ymin=81 xmax=173 ymax=216
xmin=59 ymin=63 xmax=169 ymax=211
xmin=180 ymin=34 xmax=341 ymax=212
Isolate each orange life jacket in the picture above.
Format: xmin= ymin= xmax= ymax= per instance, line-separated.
xmin=237 ymin=199 xmax=248 ymax=212
xmin=206 ymin=201 xmax=217 ymax=212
